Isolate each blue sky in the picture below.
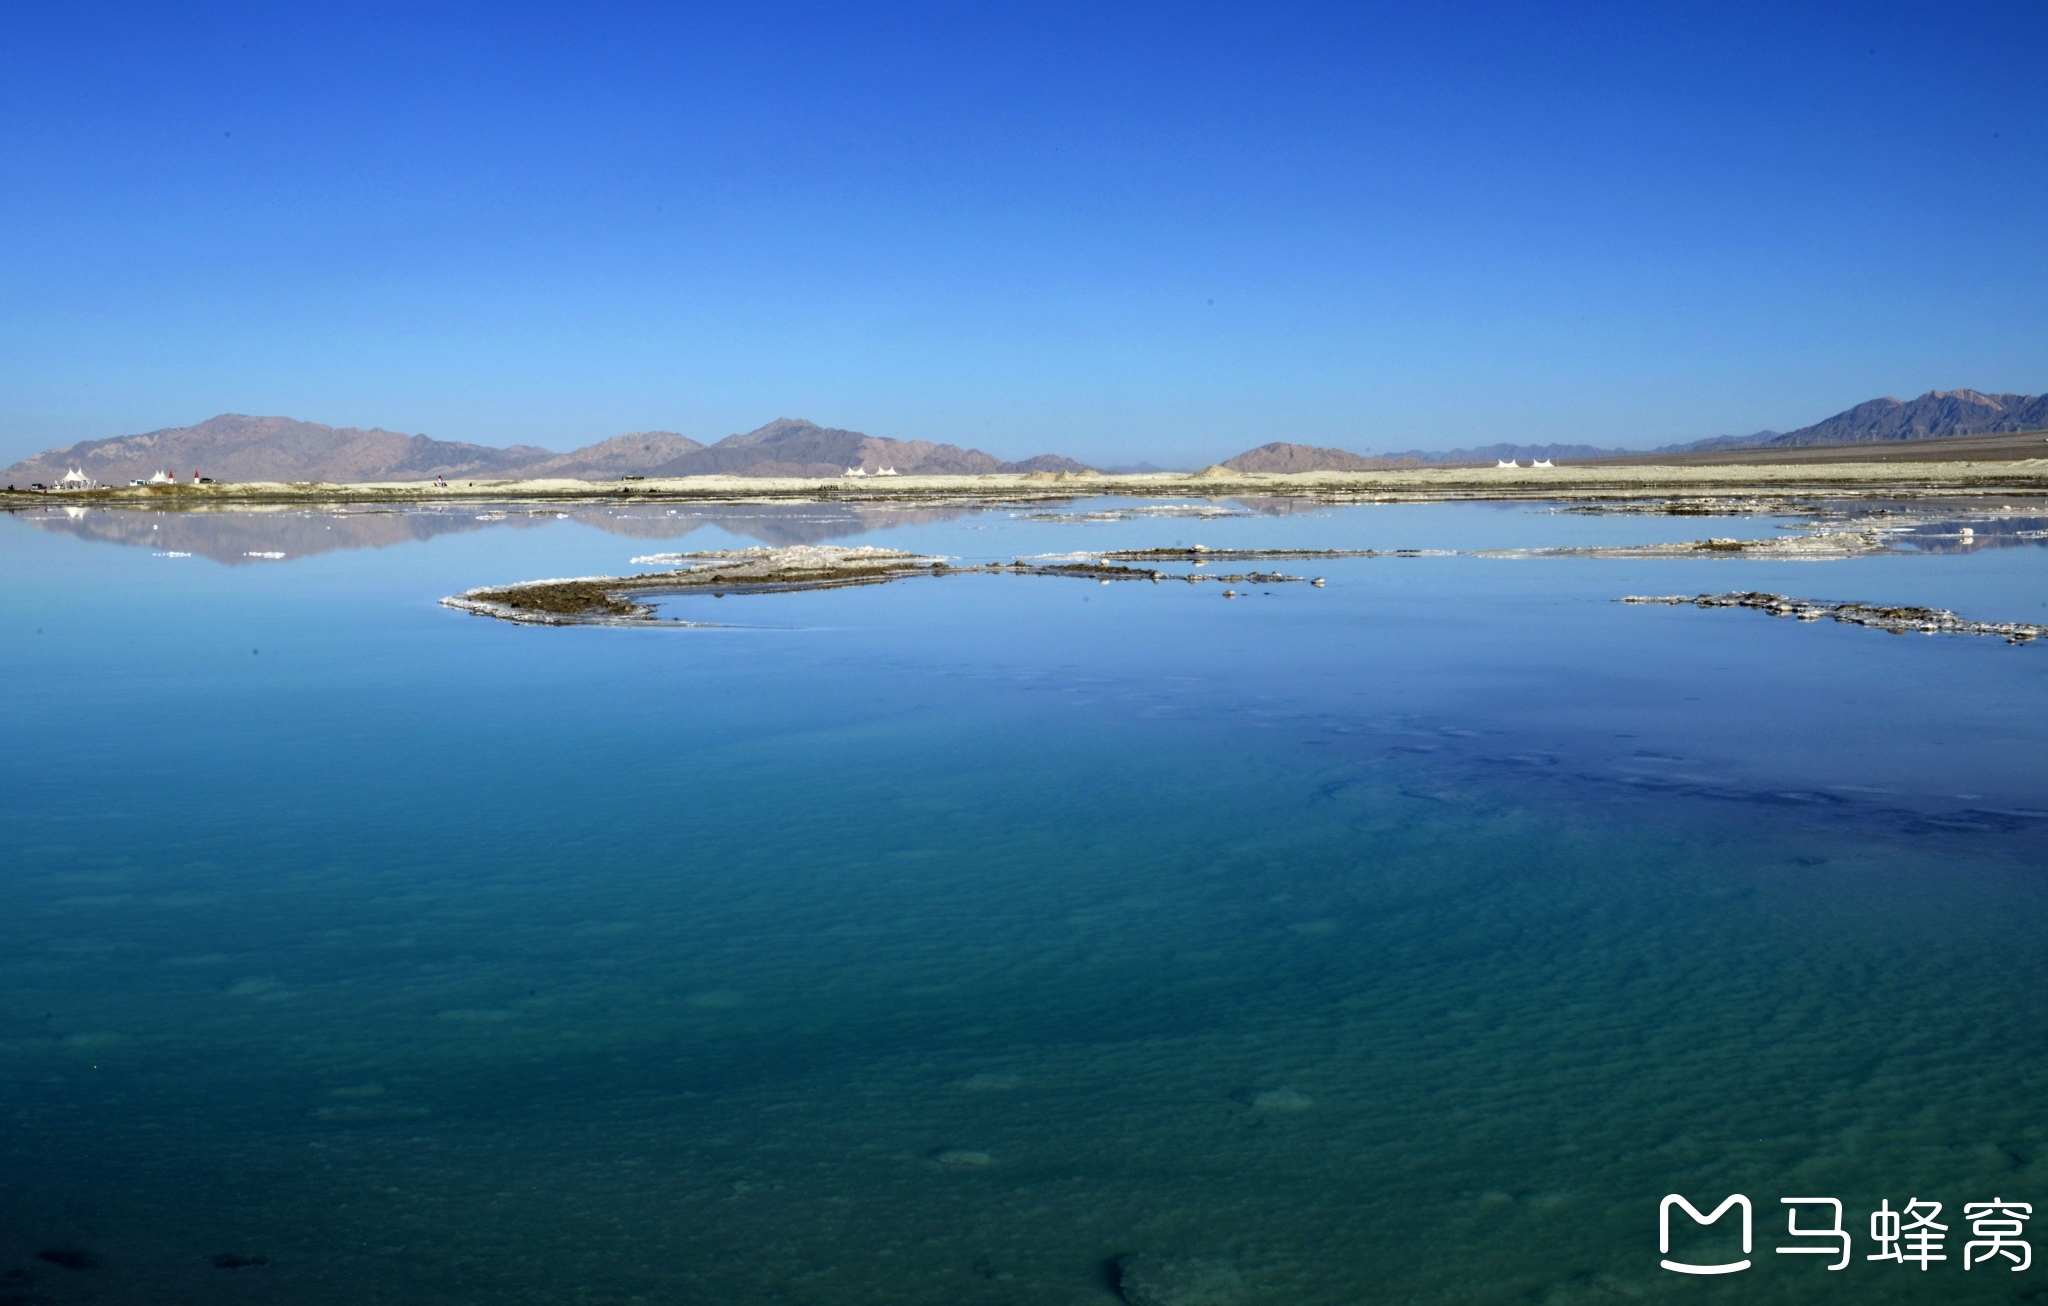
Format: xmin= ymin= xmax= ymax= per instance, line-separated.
xmin=2 ymin=1 xmax=2042 ymax=466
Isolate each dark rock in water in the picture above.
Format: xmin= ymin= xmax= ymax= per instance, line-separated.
xmin=211 ymin=1252 xmax=270 ymax=1269
xmin=1115 ymin=1253 xmax=1243 ymax=1305
xmin=37 ymin=1248 xmax=96 ymax=1270
xmin=973 ymin=1255 xmax=1016 ymax=1281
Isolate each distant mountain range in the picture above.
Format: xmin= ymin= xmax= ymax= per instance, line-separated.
xmin=1222 ymin=440 xmax=1633 ymax=472
xmin=0 ymin=414 xmax=1087 ymax=485
xmin=4 ymin=388 xmax=2042 ymax=486
xmin=1743 ymin=390 xmax=2048 ymax=447
xmin=1225 ymin=389 xmax=2046 ymax=472
xmin=1222 ymin=443 xmax=1388 ymax=473
xmin=639 ymin=417 xmax=1085 ymax=478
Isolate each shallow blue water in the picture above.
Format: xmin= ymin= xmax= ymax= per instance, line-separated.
xmin=3 ymin=497 xmax=2046 ymax=1303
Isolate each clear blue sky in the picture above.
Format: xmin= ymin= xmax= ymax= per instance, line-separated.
xmin=2 ymin=1 xmax=2042 ymax=466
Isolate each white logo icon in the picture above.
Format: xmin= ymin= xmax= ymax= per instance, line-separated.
xmin=1661 ymin=1193 xmax=1752 ymax=1274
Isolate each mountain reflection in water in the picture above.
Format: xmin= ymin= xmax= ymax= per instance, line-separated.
xmin=9 ymin=501 xmax=982 ymax=563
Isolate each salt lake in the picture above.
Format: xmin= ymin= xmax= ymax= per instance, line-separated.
xmin=4 ymin=494 xmax=2045 ymax=1303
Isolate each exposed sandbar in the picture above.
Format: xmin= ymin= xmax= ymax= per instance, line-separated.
xmin=441 ymin=545 xmax=1314 ymax=626
xmin=1623 ymin=592 xmax=2045 ymax=643
xmin=442 ymin=515 xmax=2014 ymax=629
xmin=1474 ymin=530 xmax=1888 ymax=560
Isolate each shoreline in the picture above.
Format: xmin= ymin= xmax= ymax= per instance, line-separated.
xmin=442 ymin=545 xmax=1319 ymax=625
xmin=8 ymin=458 xmax=2048 ymax=510
xmin=438 ymin=526 xmax=2036 ymax=630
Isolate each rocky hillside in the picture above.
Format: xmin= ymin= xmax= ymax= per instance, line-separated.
xmin=1 ymin=414 xmax=550 ymax=485
xmin=1764 ymin=390 xmax=2048 ymax=446
xmin=1219 ymin=390 xmax=2048 ymax=470
xmin=1222 ymin=443 xmax=1390 ymax=473
xmin=1659 ymin=391 xmax=2047 ymax=455
xmin=517 ymin=431 xmax=704 ymax=479
xmin=643 ymin=419 xmax=1087 ymax=478
xmin=2 ymin=415 xmax=1087 ymax=484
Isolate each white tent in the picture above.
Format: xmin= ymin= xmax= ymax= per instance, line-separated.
xmin=59 ymin=467 xmax=93 ymax=489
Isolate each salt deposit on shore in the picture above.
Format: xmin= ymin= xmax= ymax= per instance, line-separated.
xmin=1623 ymin=591 xmax=2047 ymax=642
xmin=441 ymin=545 xmax=1316 ymax=626
xmin=439 ymin=513 xmax=2033 ymax=629
xmin=12 ymin=456 xmax=2048 ymax=512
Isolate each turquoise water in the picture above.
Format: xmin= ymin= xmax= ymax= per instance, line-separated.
xmin=4 ymin=498 xmax=2046 ymax=1304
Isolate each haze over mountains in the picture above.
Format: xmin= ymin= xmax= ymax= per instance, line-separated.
xmin=1 ymin=415 xmax=1085 ymax=485
xmin=4 ymin=389 xmax=2042 ymax=486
